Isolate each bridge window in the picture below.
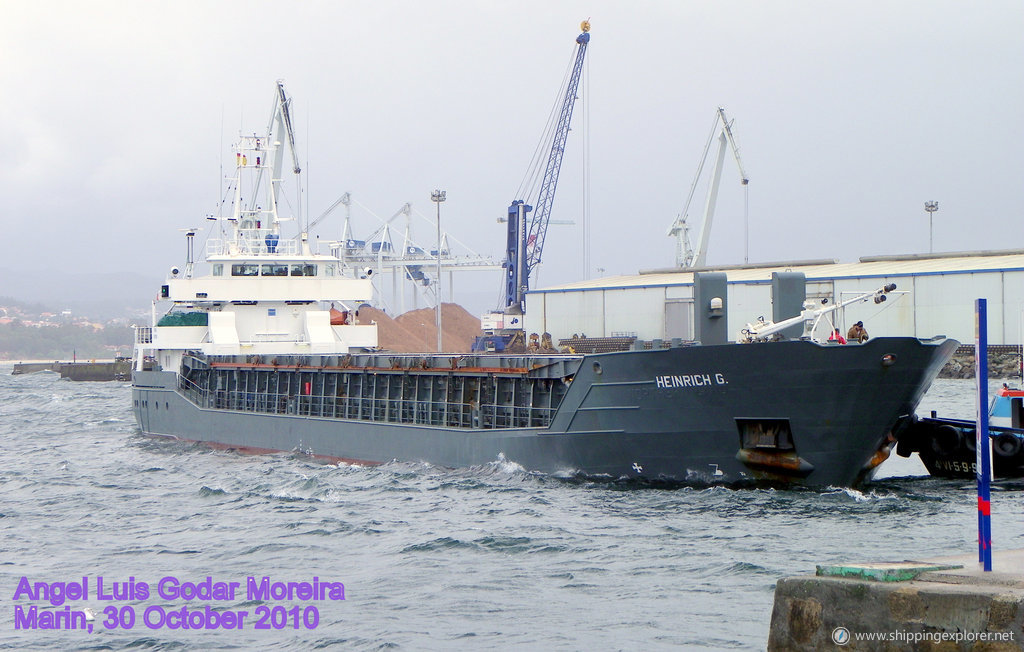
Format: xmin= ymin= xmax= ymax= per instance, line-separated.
xmin=261 ymin=264 xmax=289 ymax=277
xmin=231 ymin=264 xmax=259 ymax=276
xmin=291 ymin=264 xmax=316 ymax=277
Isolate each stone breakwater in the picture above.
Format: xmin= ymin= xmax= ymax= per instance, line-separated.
xmin=939 ymin=346 xmax=1022 ymax=380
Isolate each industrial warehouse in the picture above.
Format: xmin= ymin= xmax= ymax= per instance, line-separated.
xmin=523 ymin=249 xmax=1024 ymax=347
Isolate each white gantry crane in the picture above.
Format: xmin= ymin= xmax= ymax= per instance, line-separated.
xmin=668 ymin=107 xmax=749 ymax=268
xmin=312 ymin=195 xmax=500 ymax=313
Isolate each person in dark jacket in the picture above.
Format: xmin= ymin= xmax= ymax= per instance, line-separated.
xmin=847 ymin=321 xmax=869 ymax=343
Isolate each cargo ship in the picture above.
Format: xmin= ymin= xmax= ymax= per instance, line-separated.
xmin=131 ymin=83 xmax=958 ymax=488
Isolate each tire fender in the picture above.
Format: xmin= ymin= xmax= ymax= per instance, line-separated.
xmin=994 ymin=433 xmax=1022 ymax=458
xmin=930 ymin=425 xmax=962 ymax=458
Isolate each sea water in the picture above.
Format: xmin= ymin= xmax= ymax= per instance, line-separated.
xmin=2 ymin=367 xmax=1023 ymax=650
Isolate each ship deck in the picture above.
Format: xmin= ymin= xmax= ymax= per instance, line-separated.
xmin=177 ymin=352 xmax=584 ymax=430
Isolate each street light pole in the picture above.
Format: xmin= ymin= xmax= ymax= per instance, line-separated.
xmin=431 ymin=189 xmax=446 ymax=353
xmin=924 ymin=201 xmax=939 ymax=254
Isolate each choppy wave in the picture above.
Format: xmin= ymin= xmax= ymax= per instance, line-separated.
xmin=3 ymin=369 xmax=1024 ymax=650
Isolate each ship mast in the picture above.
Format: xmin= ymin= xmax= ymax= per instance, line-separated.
xmin=218 ymin=81 xmax=302 ymax=257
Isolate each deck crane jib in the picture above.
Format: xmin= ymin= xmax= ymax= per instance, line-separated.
xmin=476 ymin=21 xmax=591 ymax=353
xmin=668 ymin=107 xmax=749 ymax=268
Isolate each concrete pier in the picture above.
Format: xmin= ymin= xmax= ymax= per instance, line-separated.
xmin=11 ymin=358 xmax=130 ymax=381
xmin=11 ymin=361 xmax=62 ymax=375
xmin=767 ymin=549 xmax=1024 ymax=650
xmin=58 ymin=359 xmax=131 ymax=381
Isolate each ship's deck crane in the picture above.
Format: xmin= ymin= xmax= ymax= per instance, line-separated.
xmin=249 ymin=81 xmax=304 ymax=232
xmin=668 ymin=107 xmax=749 ymax=268
xmin=215 ymin=81 xmax=304 ymax=258
xmin=475 ymin=21 xmax=591 ymax=352
xmin=740 ymin=284 xmax=898 ymax=343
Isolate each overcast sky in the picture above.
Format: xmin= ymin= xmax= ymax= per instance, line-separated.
xmin=3 ymin=1 xmax=1022 ymax=316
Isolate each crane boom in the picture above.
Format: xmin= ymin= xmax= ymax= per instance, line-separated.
xmin=253 ymin=81 xmax=303 ymax=232
xmin=740 ymin=284 xmax=897 ymax=342
xmin=503 ymin=21 xmax=591 ymax=313
xmin=276 ymin=80 xmax=301 ymax=176
xmin=525 ymin=24 xmax=590 ymax=274
xmin=668 ymin=106 xmax=749 ymax=268
xmin=718 ymin=107 xmax=748 ymax=185
xmin=307 ymin=192 xmax=349 ymax=233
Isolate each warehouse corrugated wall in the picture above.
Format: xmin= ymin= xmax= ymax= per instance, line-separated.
xmin=525 ymin=251 xmax=1024 ymax=345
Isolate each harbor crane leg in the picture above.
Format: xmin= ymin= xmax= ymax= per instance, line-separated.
xmin=692 ymin=133 xmax=729 ymax=268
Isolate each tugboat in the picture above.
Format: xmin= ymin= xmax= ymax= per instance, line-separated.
xmin=895 ymin=384 xmax=1024 ymax=478
xmin=130 ymin=82 xmax=960 ymax=488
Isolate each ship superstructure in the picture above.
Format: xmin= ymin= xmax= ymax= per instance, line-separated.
xmin=134 ymin=82 xmax=377 ymax=376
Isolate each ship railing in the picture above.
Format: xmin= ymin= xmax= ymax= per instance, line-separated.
xmin=175 ymin=379 xmax=558 ymax=429
xmin=177 ymin=375 xmax=206 ymax=406
xmin=206 ymin=238 xmax=301 ymax=257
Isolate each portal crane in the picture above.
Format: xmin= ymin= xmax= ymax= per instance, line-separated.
xmin=668 ymin=107 xmax=749 ymax=268
xmin=474 ymin=21 xmax=590 ymax=353
xmin=504 ymin=20 xmax=591 ymax=315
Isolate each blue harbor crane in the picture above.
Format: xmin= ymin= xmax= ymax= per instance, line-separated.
xmin=475 ymin=20 xmax=591 ymax=352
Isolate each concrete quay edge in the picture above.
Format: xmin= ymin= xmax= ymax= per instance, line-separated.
xmin=768 ymin=549 xmax=1024 ymax=651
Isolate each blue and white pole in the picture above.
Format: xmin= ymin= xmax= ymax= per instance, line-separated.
xmin=976 ymin=298 xmax=993 ymax=571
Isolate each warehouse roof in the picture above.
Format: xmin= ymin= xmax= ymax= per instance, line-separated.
xmin=533 ymin=249 xmax=1024 ymax=292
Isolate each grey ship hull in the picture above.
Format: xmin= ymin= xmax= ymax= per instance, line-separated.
xmin=132 ymin=337 xmax=957 ymax=487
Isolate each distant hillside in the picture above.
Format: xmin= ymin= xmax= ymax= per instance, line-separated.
xmin=0 ymin=322 xmax=133 ymax=360
xmin=0 ymin=267 xmax=157 ymax=319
